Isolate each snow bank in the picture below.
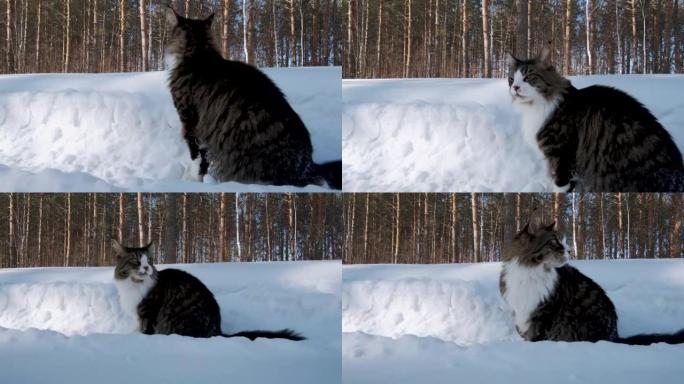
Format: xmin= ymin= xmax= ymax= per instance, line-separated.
xmin=343 ymin=75 xmax=684 ymax=191
xmin=0 ymin=261 xmax=341 ymax=384
xmin=343 ymin=260 xmax=684 ymax=383
xmin=0 ymin=67 xmax=341 ymax=192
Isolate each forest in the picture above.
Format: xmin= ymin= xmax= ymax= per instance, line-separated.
xmin=0 ymin=0 xmax=344 ymax=74
xmin=343 ymin=193 xmax=684 ymax=264
xmin=0 ymin=193 xmax=343 ymax=268
xmin=345 ymin=0 xmax=684 ymax=78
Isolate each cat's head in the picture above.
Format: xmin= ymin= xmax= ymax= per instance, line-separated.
xmin=503 ymin=214 xmax=568 ymax=271
xmin=112 ymin=239 xmax=158 ymax=283
xmin=164 ymin=7 xmax=217 ymax=60
xmin=507 ymin=48 xmax=571 ymax=106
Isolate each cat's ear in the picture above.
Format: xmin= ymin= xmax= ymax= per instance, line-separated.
xmin=144 ymin=241 xmax=155 ymax=260
xmin=111 ymin=239 xmax=126 ymax=257
xmin=506 ymin=52 xmax=520 ymax=67
xmin=545 ymin=221 xmax=558 ymax=231
xmin=204 ymin=13 xmax=215 ymax=25
xmin=515 ymin=222 xmax=531 ymax=239
xmin=165 ymin=6 xmax=180 ymax=27
xmin=536 ymin=47 xmax=552 ymax=68
xmin=527 ymin=211 xmax=544 ymax=235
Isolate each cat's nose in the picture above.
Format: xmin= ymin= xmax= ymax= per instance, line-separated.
xmin=512 ymin=85 xmax=520 ymax=92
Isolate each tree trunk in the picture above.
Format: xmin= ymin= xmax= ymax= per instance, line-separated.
xmin=118 ymin=193 xmax=124 ymax=242
xmin=219 ymin=193 xmax=226 ymax=261
xmin=235 ymin=192 xmax=242 ymax=261
xmin=471 ymin=193 xmax=479 ymax=262
xmin=139 ymin=0 xmax=147 ymax=71
xmin=585 ymin=0 xmax=594 ymax=74
xmin=65 ymin=193 xmax=71 ymax=266
xmin=242 ymin=0 xmax=249 ymax=62
xmin=482 ymin=0 xmax=491 ymax=77
xmin=119 ymin=0 xmax=125 ymax=72
xmin=462 ymin=0 xmax=469 ymax=77
xmin=564 ymin=0 xmax=572 ymax=73
xmin=288 ymin=0 xmax=296 ymax=66
xmin=222 ymin=0 xmax=231 ymax=58
xmin=35 ymin=1 xmax=41 ymax=71
xmin=38 ymin=194 xmax=43 ymax=265
xmin=394 ymin=194 xmax=400 ymax=263
xmin=671 ymin=193 xmax=682 ymax=257
xmin=137 ymin=192 xmax=144 ymax=246
xmin=617 ymin=192 xmax=624 ymax=258
xmin=182 ymin=193 xmax=188 ymax=263
xmin=405 ymin=0 xmax=412 ymax=77
xmin=64 ymin=0 xmax=71 ymax=72
xmin=265 ymin=194 xmax=271 ymax=261
xmin=516 ymin=0 xmax=528 ymax=57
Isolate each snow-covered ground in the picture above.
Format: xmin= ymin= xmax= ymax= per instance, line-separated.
xmin=343 ymin=75 xmax=684 ymax=191
xmin=343 ymin=260 xmax=684 ymax=383
xmin=0 ymin=261 xmax=341 ymax=384
xmin=0 ymin=66 xmax=341 ymax=192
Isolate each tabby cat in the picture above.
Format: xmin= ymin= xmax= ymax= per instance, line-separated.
xmin=165 ymin=7 xmax=341 ymax=189
xmin=500 ymin=215 xmax=684 ymax=345
xmin=508 ymin=49 xmax=684 ymax=192
xmin=113 ymin=240 xmax=304 ymax=341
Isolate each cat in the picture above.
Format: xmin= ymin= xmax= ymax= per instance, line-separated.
xmin=164 ymin=7 xmax=342 ymax=190
xmin=507 ymin=48 xmax=684 ymax=192
xmin=499 ymin=215 xmax=684 ymax=345
xmin=112 ymin=239 xmax=304 ymax=341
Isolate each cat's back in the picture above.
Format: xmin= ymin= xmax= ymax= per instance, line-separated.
xmin=152 ymin=268 xmax=218 ymax=307
xmin=563 ymin=85 xmax=651 ymax=118
xmin=156 ymin=268 xmax=211 ymax=290
xmin=552 ymin=264 xmax=617 ymax=317
xmin=538 ymin=264 xmax=618 ymax=342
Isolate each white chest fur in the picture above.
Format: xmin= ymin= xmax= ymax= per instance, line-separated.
xmin=510 ymin=70 xmax=560 ymax=161
xmin=515 ymin=98 xmax=560 ymax=160
xmin=502 ymin=260 xmax=558 ymax=333
xmin=115 ymin=276 xmax=155 ymax=316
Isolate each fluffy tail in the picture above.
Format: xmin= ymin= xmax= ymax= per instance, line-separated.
xmin=615 ymin=329 xmax=684 ymax=345
xmin=222 ymin=328 xmax=305 ymax=341
xmin=314 ymin=161 xmax=342 ymax=190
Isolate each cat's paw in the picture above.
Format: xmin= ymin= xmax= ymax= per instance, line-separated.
xmin=552 ymin=183 xmax=571 ymax=193
xmin=182 ymin=158 xmax=203 ymax=182
xmin=202 ymin=174 xmax=218 ymax=184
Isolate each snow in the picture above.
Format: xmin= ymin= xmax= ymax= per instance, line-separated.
xmin=343 ymin=75 xmax=684 ymax=192
xmin=0 ymin=66 xmax=341 ymax=192
xmin=343 ymin=259 xmax=684 ymax=383
xmin=0 ymin=261 xmax=341 ymax=384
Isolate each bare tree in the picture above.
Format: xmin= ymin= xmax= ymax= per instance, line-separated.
xmin=482 ymin=0 xmax=491 ymax=77
xmin=139 ymin=0 xmax=148 ymax=71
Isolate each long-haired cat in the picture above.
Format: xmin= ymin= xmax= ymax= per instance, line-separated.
xmin=164 ymin=7 xmax=341 ymax=190
xmin=500 ymin=215 xmax=684 ymax=345
xmin=113 ymin=240 xmax=304 ymax=341
xmin=508 ymin=49 xmax=684 ymax=192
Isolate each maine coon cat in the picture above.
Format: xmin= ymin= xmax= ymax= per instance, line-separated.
xmin=499 ymin=215 xmax=684 ymax=345
xmin=164 ymin=8 xmax=341 ymax=189
xmin=508 ymin=49 xmax=684 ymax=192
xmin=113 ymin=240 xmax=304 ymax=341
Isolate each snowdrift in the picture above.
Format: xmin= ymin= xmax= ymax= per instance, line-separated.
xmin=0 ymin=67 xmax=341 ymax=192
xmin=0 ymin=261 xmax=341 ymax=384
xmin=343 ymin=75 xmax=684 ymax=191
xmin=343 ymin=260 xmax=684 ymax=383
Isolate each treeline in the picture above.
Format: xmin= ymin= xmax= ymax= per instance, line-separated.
xmin=345 ymin=0 xmax=684 ymax=78
xmin=1 ymin=0 xmax=343 ymax=74
xmin=0 ymin=193 xmax=343 ymax=268
xmin=343 ymin=193 xmax=684 ymax=264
